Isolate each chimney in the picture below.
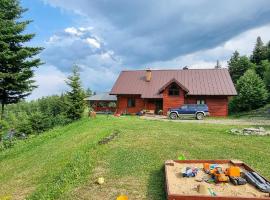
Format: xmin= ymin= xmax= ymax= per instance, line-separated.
xmin=183 ymin=66 xmax=189 ymax=70
xmin=145 ymin=68 xmax=152 ymax=82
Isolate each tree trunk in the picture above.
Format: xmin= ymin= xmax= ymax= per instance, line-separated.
xmin=1 ymin=103 xmax=4 ymax=120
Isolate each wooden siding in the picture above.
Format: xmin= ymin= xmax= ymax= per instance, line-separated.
xmin=117 ymin=95 xmax=144 ymax=114
xmin=145 ymin=100 xmax=156 ymax=110
xmin=116 ymin=96 xmax=160 ymax=114
xmin=116 ymin=94 xmax=229 ymax=117
xmin=185 ymin=96 xmax=229 ymax=116
xmin=162 ymin=86 xmax=185 ymax=114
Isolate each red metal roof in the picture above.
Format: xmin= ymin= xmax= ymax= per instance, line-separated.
xmin=110 ymin=69 xmax=237 ymax=98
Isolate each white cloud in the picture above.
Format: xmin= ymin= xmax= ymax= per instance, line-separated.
xmin=29 ymin=65 xmax=67 ymax=100
xmin=64 ymin=26 xmax=95 ymax=37
xmin=80 ymin=65 xmax=118 ymax=92
xmin=85 ymin=37 xmax=100 ymax=48
xmin=47 ymin=35 xmax=61 ymax=44
xmin=100 ymin=51 xmax=115 ymax=60
xmin=78 ymin=27 xmax=93 ymax=32
xmin=64 ymin=27 xmax=83 ymax=36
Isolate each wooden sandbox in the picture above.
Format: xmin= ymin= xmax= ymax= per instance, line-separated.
xmin=165 ymin=160 xmax=270 ymax=200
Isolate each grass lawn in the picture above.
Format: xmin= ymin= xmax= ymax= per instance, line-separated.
xmin=0 ymin=115 xmax=270 ymax=200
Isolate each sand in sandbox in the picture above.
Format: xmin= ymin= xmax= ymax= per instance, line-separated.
xmin=166 ymin=162 xmax=270 ymax=198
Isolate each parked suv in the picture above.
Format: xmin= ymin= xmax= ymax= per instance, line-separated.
xmin=168 ymin=104 xmax=209 ymax=120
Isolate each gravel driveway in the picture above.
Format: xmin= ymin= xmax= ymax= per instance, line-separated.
xmin=140 ymin=115 xmax=270 ymax=126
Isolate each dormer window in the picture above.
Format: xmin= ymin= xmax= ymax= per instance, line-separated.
xmin=168 ymin=83 xmax=180 ymax=96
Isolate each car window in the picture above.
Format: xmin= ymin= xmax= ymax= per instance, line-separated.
xmin=188 ymin=105 xmax=196 ymax=109
xmin=198 ymin=105 xmax=207 ymax=110
xmin=181 ymin=105 xmax=187 ymax=109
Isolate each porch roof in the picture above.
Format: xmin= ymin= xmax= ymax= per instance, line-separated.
xmin=84 ymin=92 xmax=117 ymax=101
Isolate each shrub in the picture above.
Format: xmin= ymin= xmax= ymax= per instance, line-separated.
xmin=51 ymin=114 xmax=72 ymax=126
xmin=0 ymin=94 xmax=76 ymax=151
xmin=108 ymin=102 xmax=116 ymax=108
xmin=2 ymin=138 xmax=16 ymax=149
xmin=16 ymin=119 xmax=33 ymax=135
xmin=28 ymin=112 xmax=52 ymax=134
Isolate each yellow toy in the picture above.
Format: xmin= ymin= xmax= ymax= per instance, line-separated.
xmin=212 ymin=167 xmax=229 ymax=183
xmin=225 ymin=166 xmax=241 ymax=177
xmin=116 ymin=195 xmax=128 ymax=200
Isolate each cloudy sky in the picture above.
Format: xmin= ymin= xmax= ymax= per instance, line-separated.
xmin=21 ymin=0 xmax=270 ymax=99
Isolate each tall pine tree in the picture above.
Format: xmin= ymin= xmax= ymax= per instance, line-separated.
xmin=65 ymin=65 xmax=85 ymax=121
xmin=214 ymin=60 xmax=221 ymax=69
xmin=85 ymin=88 xmax=93 ymax=97
xmin=250 ymin=36 xmax=268 ymax=65
xmin=228 ymin=51 xmax=255 ymax=84
xmin=0 ymin=0 xmax=43 ymax=119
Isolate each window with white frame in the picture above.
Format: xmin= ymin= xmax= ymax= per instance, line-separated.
xmin=197 ymin=99 xmax=205 ymax=104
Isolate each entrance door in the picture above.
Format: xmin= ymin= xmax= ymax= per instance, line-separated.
xmin=155 ymin=100 xmax=163 ymax=114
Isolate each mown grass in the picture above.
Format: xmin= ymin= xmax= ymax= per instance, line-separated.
xmin=0 ymin=115 xmax=270 ymax=200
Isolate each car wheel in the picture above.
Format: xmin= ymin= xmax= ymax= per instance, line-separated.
xmin=196 ymin=112 xmax=204 ymax=120
xmin=169 ymin=112 xmax=178 ymax=120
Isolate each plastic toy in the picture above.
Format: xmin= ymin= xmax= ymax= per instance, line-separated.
xmin=116 ymin=195 xmax=128 ymax=200
xmin=182 ymin=167 xmax=199 ymax=177
xmin=178 ymin=154 xmax=186 ymax=160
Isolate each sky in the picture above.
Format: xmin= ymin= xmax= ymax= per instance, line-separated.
xmin=20 ymin=0 xmax=270 ymax=100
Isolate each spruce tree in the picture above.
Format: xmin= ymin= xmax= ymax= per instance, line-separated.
xmin=214 ymin=60 xmax=221 ymax=69
xmin=250 ymin=36 xmax=268 ymax=65
xmin=0 ymin=0 xmax=43 ymax=119
xmin=85 ymin=88 xmax=93 ymax=97
xmin=231 ymin=69 xmax=268 ymax=112
xmin=66 ymin=65 xmax=85 ymax=120
xmin=228 ymin=51 xmax=255 ymax=84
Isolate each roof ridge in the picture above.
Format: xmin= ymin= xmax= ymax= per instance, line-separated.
xmin=122 ymin=68 xmax=228 ymax=72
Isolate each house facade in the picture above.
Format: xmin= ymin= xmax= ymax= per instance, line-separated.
xmin=110 ymin=69 xmax=237 ymax=116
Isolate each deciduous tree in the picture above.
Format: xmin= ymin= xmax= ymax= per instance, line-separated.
xmin=264 ymin=62 xmax=270 ymax=95
xmin=230 ymin=69 xmax=268 ymax=112
xmin=256 ymin=60 xmax=270 ymax=80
